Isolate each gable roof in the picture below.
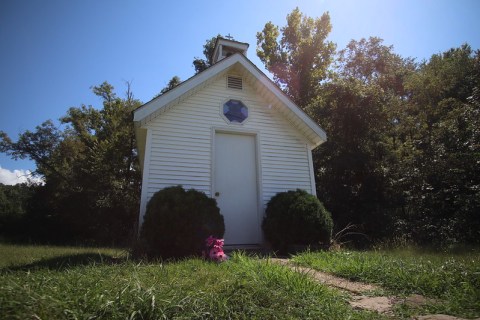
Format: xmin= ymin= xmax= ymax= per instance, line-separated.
xmin=133 ymin=53 xmax=327 ymax=167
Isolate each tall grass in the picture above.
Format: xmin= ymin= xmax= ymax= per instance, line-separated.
xmin=293 ymin=248 xmax=480 ymax=318
xmin=0 ymin=244 xmax=382 ymax=319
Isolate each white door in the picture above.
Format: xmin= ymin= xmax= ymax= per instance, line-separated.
xmin=214 ymin=132 xmax=260 ymax=245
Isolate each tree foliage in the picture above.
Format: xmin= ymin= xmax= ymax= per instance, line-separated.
xmin=314 ymin=40 xmax=479 ymax=245
xmin=310 ymin=37 xmax=416 ymax=241
xmin=153 ymin=76 xmax=182 ymax=99
xmin=256 ymin=7 xmax=336 ymax=106
xmin=0 ymin=183 xmax=38 ymax=240
xmin=391 ymin=45 xmax=480 ymax=244
xmin=0 ymin=82 xmax=142 ymax=245
xmin=257 ymin=9 xmax=479 ymax=246
xmin=1 ymin=121 xmax=63 ymax=181
xmin=192 ymin=35 xmax=221 ymax=74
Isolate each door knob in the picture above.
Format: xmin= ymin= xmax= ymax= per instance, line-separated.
xmin=215 ymin=192 xmax=220 ymax=197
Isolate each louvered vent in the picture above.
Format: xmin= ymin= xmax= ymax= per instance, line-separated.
xmin=227 ymin=75 xmax=243 ymax=90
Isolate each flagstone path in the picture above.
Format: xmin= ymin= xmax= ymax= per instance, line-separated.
xmin=268 ymin=258 xmax=478 ymax=320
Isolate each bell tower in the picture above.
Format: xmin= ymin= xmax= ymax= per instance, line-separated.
xmin=212 ymin=36 xmax=249 ymax=64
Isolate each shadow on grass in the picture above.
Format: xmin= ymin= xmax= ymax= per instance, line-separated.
xmin=2 ymin=253 xmax=128 ymax=272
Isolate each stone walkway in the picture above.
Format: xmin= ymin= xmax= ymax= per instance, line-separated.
xmin=268 ymin=258 xmax=478 ymax=320
xmin=270 ymin=258 xmax=380 ymax=293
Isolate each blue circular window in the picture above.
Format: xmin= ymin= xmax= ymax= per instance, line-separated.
xmin=223 ymin=99 xmax=248 ymax=123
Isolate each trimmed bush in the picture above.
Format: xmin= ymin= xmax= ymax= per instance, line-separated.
xmin=262 ymin=189 xmax=333 ymax=252
xmin=139 ymin=186 xmax=224 ymax=259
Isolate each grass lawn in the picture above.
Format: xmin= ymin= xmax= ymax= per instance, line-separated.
xmin=0 ymin=243 xmax=381 ymax=320
xmin=293 ymin=248 xmax=480 ymax=319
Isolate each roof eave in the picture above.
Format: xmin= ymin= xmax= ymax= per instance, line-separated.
xmin=133 ymin=55 xmax=242 ymax=125
xmin=133 ymin=53 xmax=327 ymax=148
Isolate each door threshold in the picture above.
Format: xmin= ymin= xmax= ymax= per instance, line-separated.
xmin=223 ymin=244 xmax=274 ymax=257
xmin=223 ymin=244 xmax=263 ymax=250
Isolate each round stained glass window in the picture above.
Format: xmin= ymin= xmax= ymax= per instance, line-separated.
xmin=223 ymin=99 xmax=248 ymax=123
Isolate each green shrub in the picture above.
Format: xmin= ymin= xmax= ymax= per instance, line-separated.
xmin=139 ymin=186 xmax=224 ymax=259
xmin=262 ymin=189 xmax=333 ymax=252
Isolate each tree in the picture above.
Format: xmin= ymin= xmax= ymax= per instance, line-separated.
xmin=392 ymin=45 xmax=480 ymax=244
xmin=57 ymin=82 xmax=142 ymax=244
xmin=0 ymin=120 xmax=64 ymax=181
xmin=337 ymin=37 xmax=415 ymax=95
xmin=254 ymin=8 xmax=479 ymax=246
xmin=317 ymin=42 xmax=480 ymax=245
xmin=0 ymin=183 xmax=38 ymax=241
xmin=308 ymin=38 xmax=416 ymax=243
xmin=0 ymin=82 xmax=142 ymax=245
xmin=256 ymin=7 xmax=336 ymax=107
xmin=153 ymin=76 xmax=182 ymax=99
xmin=311 ymin=78 xmax=394 ymax=241
xmin=192 ymin=35 xmax=221 ymax=74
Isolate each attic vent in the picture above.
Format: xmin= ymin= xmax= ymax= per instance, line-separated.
xmin=227 ymin=75 xmax=243 ymax=90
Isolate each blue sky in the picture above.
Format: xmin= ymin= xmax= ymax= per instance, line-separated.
xmin=1 ymin=0 xmax=479 ymax=184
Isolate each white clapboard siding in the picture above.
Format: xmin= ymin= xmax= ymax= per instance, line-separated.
xmin=143 ymin=73 xmax=314 ymax=209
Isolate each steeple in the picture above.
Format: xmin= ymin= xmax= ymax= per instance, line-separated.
xmin=212 ymin=37 xmax=249 ymax=64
